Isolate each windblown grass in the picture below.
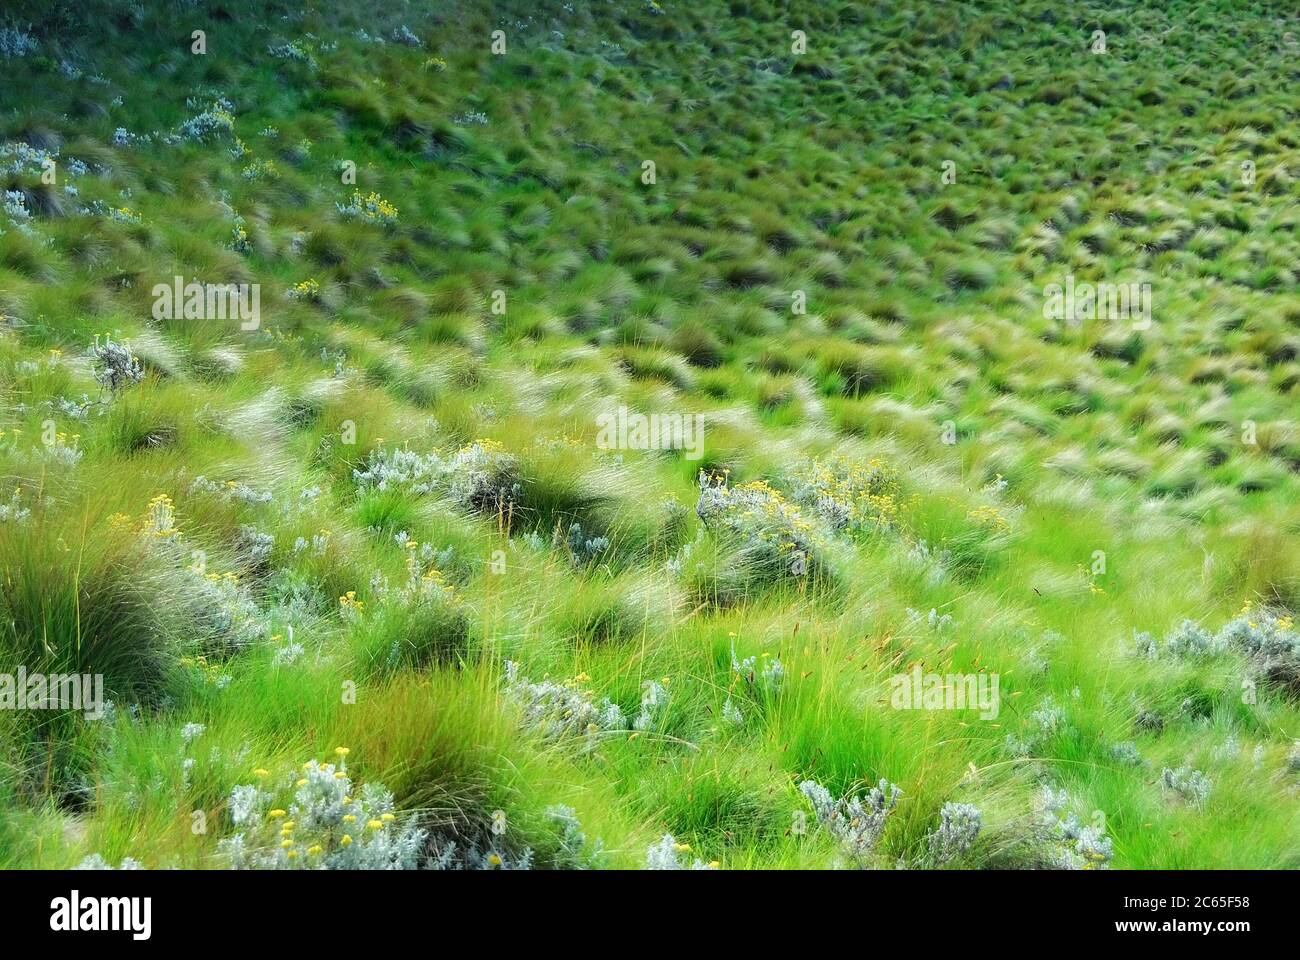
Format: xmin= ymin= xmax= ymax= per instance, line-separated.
xmin=0 ymin=0 xmax=1297 ymax=869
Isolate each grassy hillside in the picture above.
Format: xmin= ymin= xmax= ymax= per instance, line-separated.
xmin=0 ymin=0 xmax=1298 ymax=869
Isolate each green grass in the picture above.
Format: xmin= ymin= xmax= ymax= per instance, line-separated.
xmin=0 ymin=0 xmax=1297 ymax=870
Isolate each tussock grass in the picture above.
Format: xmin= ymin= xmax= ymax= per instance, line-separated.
xmin=0 ymin=0 xmax=1297 ymax=870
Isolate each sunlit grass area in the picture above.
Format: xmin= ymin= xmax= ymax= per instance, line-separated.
xmin=0 ymin=0 xmax=1297 ymax=870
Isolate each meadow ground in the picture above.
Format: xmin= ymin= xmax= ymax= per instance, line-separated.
xmin=0 ymin=0 xmax=1298 ymax=870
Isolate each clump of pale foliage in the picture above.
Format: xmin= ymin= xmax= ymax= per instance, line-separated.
xmin=4 ymin=0 xmax=1300 ymax=875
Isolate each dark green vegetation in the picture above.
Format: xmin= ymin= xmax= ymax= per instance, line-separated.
xmin=0 ymin=0 xmax=1297 ymax=868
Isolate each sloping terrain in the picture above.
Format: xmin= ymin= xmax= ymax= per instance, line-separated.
xmin=0 ymin=0 xmax=1298 ymax=869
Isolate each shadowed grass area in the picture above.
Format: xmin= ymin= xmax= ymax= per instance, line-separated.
xmin=0 ymin=0 xmax=1297 ymax=870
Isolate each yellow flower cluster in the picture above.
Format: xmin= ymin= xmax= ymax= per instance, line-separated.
xmin=146 ymin=493 xmax=177 ymax=537
xmin=463 ymin=437 xmax=505 ymax=455
xmin=967 ymin=504 xmax=1010 ymax=532
xmin=7 ymin=423 xmax=83 ymax=448
xmin=793 ymin=456 xmax=903 ymax=532
xmin=178 ymin=654 xmax=226 ymax=685
xmin=729 ymin=480 xmax=822 ymax=555
xmin=340 ymin=190 xmax=398 ymax=225
xmin=420 ymin=565 xmax=453 ymax=592
xmin=244 ymin=751 xmax=409 ymax=864
xmin=288 ymin=278 xmax=321 ymax=301
xmin=241 ymin=158 xmax=279 ymax=181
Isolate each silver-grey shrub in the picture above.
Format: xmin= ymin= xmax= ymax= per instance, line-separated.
xmin=1161 ymin=766 xmax=1211 ymax=808
xmin=1035 ymin=786 xmax=1114 ymax=870
xmin=798 ymin=777 xmax=901 ymax=866
xmin=90 ymin=336 xmax=144 ymax=392
xmin=1163 ymin=619 xmax=1223 ymax=659
xmin=695 ymin=472 xmax=830 ymax=583
xmin=355 ymin=441 xmax=522 ymax=517
xmin=218 ymin=760 xmax=426 ymax=869
xmin=927 ymin=801 xmax=982 ymax=865
xmin=645 ymin=834 xmax=716 ymax=870
xmin=502 ymin=660 xmax=626 ymax=740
